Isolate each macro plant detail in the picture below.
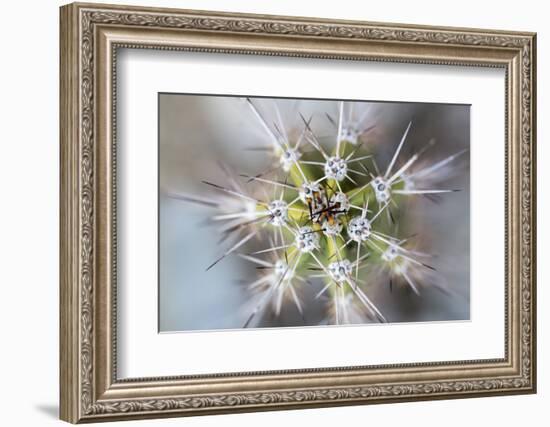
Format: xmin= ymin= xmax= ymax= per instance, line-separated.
xmin=167 ymin=97 xmax=468 ymax=329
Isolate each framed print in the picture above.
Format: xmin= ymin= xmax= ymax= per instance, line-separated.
xmin=59 ymin=2 xmax=537 ymax=423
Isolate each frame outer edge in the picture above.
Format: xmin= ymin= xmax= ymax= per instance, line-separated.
xmin=60 ymin=3 xmax=80 ymax=424
xmin=529 ymin=33 xmax=537 ymax=393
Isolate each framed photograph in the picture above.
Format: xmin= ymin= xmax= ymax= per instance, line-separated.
xmin=60 ymin=2 xmax=537 ymax=423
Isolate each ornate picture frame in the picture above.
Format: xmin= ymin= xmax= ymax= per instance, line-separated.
xmin=60 ymin=2 xmax=536 ymax=423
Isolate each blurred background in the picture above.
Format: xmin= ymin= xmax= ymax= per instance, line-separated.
xmin=159 ymin=94 xmax=470 ymax=332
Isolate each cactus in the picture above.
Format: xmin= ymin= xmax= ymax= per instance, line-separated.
xmin=170 ymin=97 xmax=466 ymax=327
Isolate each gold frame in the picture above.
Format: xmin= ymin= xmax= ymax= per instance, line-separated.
xmin=60 ymin=2 xmax=537 ymax=423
